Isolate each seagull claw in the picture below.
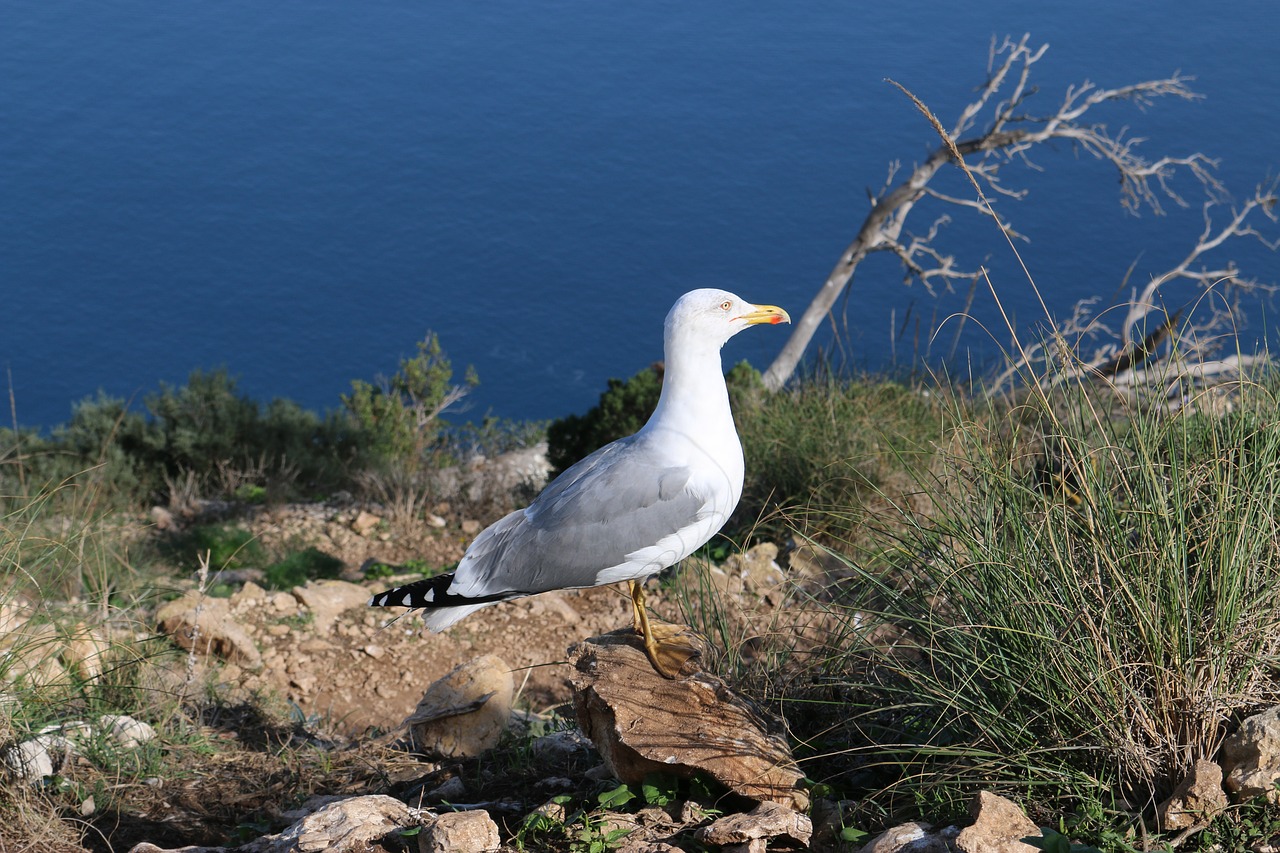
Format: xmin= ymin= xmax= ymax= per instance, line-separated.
xmin=628 ymin=580 xmax=702 ymax=679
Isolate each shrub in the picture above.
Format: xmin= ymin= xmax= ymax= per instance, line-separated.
xmin=546 ymin=364 xmax=664 ymax=476
xmin=342 ymin=331 xmax=477 ymax=468
xmin=804 ymin=379 xmax=1280 ymax=833
xmin=546 ymin=360 xmax=763 ymax=477
xmin=262 ymin=547 xmax=344 ymax=590
xmin=162 ymin=524 xmax=265 ymax=575
xmin=145 ymin=370 xmax=361 ymax=501
xmin=736 ymin=377 xmax=947 ymax=546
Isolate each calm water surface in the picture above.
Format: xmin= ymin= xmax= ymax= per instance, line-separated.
xmin=3 ymin=2 xmax=1278 ymax=428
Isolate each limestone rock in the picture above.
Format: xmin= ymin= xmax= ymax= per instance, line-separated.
xmin=956 ymin=791 xmax=1039 ymax=852
xmin=0 ymin=620 xmax=65 ymax=688
xmin=695 ymin=801 xmax=812 ymax=853
xmin=3 ymin=734 xmax=75 ymax=784
xmin=99 ymin=714 xmax=158 ymax=749
xmin=569 ymin=629 xmax=808 ymax=811
xmin=531 ymin=729 xmax=594 ymax=761
xmin=725 ymin=543 xmax=786 ymax=594
xmin=352 ymin=510 xmax=382 ymax=536
xmin=406 ymin=654 xmax=513 ymax=759
xmin=60 ymin=622 xmax=110 ymax=682
xmin=1223 ymin=706 xmax=1280 ymax=801
xmin=1157 ymin=759 xmax=1228 ymax=830
xmin=155 ymin=591 xmax=262 ymax=667
xmin=858 ymin=822 xmax=955 ymax=853
xmin=291 ymin=579 xmax=370 ymax=633
xmin=420 ymin=810 xmax=501 ymax=853
xmin=243 ymin=794 xmax=414 ymax=853
xmin=786 ymin=541 xmax=847 ymax=581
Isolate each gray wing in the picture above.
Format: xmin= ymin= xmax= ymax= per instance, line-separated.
xmin=447 ymin=433 xmax=706 ymax=597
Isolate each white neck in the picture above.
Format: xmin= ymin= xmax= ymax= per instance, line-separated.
xmin=650 ymin=325 xmax=731 ymax=424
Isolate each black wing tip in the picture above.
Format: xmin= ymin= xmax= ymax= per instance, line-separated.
xmin=369 ymin=571 xmax=524 ymax=610
xmin=369 ymin=573 xmax=455 ymax=609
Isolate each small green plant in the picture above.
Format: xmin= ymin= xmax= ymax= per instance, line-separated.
xmin=262 ymin=547 xmax=344 ymax=590
xmin=1191 ymin=787 xmax=1280 ymax=852
xmin=640 ymin=773 xmax=679 ymax=807
xmin=342 ymin=331 xmax=477 ymax=469
xmin=515 ymin=791 xmax=632 ymax=853
xmin=1024 ymin=829 xmax=1106 ymax=853
xmin=164 ymin=524 xmax=264 ymax=575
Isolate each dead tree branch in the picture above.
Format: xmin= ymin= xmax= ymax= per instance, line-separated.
xmin=984 ymin=180 xmax=1280 ymax=406
xmin=763 ymin=33 xmax=1218 ymax=391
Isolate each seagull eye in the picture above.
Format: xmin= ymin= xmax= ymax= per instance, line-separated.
xmin=720 ymin=300 xmax=732 ymax=311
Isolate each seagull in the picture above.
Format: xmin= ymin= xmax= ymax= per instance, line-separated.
xmin=370 ymin=288 xmax=789 ymax=677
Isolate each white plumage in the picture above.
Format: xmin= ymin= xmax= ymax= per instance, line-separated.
xmin=370 ymin=289 xmax=789 ymax=670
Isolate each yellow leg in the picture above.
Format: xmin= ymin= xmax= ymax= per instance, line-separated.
xmin=627 ymin=580 xmax=700 ymax=679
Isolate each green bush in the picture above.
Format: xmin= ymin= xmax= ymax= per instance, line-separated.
xmin=145 ymin=370 xmax=361 ymax=500
xmin=804 ymin=380 xmax=1280 ymax=835
xmin=736 ymin=377 xmax=947 ymax=545
xmin=262 ymin=547 xmax=344 ymax=590
xmin=1 ymin=371 xmax=366 ymax=508
xmin=546 ymin=360 xmax=764 ymax=477
xmin=342 ymin=331 xmax=478 ymax=469
xmin=546 ymin=364 xmax=664 ymax=476
xmin=163 ymin=524 xmax=265 ymax=575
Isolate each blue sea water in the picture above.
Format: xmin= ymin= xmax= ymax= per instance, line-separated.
xmin=3 ymin=1 xmax=1278 ymax=430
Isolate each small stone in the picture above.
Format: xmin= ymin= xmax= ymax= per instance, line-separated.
xmin=271 ymin=592 xmax=298 ymax=614
xmin=149 ymin=505 xmax=175 ymax=531
xmin=61 ymin=623 xmax=110 ymax=682
xmin=1158 ymin=759 xmax=1229 ymax=830
xmin=364 ymin=644 xmax=386 ymax=659
xmin=533 ymin=799 xmax=567 ymax=823
xmin=422 ymin=810 xmax=501 ymax=853
xmin=858 ymin=821 xmax=935 ymax=853
xmin=98 ymin=715 xmax=157 ymax=749
xmin=460 ymin=519 xmax=482 ymax=536
xmin=268 ymin=623 xmax=291 ymax=636
xmin=956 ymin=791 xmax=1039 ymax=853
xmin=426 ymin=776 xmax=467 ymax=801
xmin=352 ymin=510 xmax=383 ymax=535
xmin=426 ymin=514 xmax=448 ymax=528
xmin=406 ymin=654 xmax=513 ymax=759
xmin=230 ymin=581 xmax=267 ymax=606
xmin=155 ymin=592 xmax=262 ymax=668
xmin=2 ymin=734 xmax=75 ymax=784
xmin=1224 ymin=706 xmax=1280 ymax=801
xmin=271 ymin=794 xmax=413 ymax=852
xmin=292 ymin=579 xmax=370 ymax=632
xmin=531 ymin=729 xmax=594 ymax=761
xmin=696 ymin=801 xmax=812 ymax=853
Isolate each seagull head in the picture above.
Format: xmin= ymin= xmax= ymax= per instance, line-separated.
xmin=665 ymin=289 xmax=791 ymax=352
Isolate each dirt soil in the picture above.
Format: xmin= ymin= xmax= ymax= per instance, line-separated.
xmin=224 ymin=501 xmax=685 ymax=732
xmin=32 ymin=489 xmax=837 ymax=852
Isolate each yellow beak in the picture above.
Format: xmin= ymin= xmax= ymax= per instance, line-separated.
xmin=738 ymin=304 xmax=791 ymax=326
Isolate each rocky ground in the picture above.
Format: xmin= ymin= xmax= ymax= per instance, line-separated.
xmin=9 ymin=450 xmax=1279 ymax=852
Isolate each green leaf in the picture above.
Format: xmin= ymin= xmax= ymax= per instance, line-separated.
xmin=641 ymin=772 xmax=678 ymax=806
xmin=596 ymin=783 xmax=636 ymax=809
xmin=840 ymin=826 xmax=869 ymax=842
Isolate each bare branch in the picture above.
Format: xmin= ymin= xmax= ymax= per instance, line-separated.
xmin=984 ymin=180 xmax=1280 ymax=404
xmin=764 ymin=35 xmax=1231 ymax=391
